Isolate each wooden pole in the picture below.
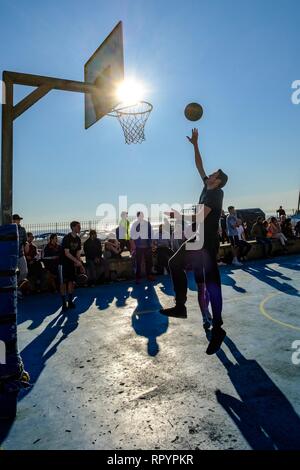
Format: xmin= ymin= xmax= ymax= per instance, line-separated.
xmin=1 ymin=70 xmax=98 ymax=224
xmin=1 ymin=72 xmax=13 ymax=225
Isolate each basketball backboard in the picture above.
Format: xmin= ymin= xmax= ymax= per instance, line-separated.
xmin=84 ymin=21 xmax=124 ymax=129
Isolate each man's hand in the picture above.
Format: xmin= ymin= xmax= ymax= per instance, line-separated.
xmin=186 ymin=128 xmax=198 ymax=146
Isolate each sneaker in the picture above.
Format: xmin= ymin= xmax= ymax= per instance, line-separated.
xmin=203 ymin=320 xmax=211 ymax=331
xmin=206 ymin=327 xmax=226 ymax=355
xmin=68 ymin=301 xmax=76 ymax=309
xmin=160 ymin=304 xmax=187 ymax=319
xmin=147 ymin=275 xmax=156 ymax=282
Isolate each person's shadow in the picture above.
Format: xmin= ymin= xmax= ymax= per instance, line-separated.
xmin=215 ymin=336 xmax=300 ymax=449
xmin=17 ymin=293 xmax=62 ymax=330
xmin=275 ymin=256 xmax=300 ymax=272
xmin=19 ymin=290 xmax=94 ymax=400
xmin=94 ymin=281 xmax=132 ymax=311
xmin=130 ymin=282 xmax=169 ymax=357
xmin=242 ymin=262 xmax=299 ymax=297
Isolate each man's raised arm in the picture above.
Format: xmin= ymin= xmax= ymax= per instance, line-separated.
xmin=187 ymin=128 xmax=207 ymax=181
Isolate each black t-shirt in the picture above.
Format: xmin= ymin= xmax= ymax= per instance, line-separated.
xmin=84 ymin=238 xmax=102 ymax=260
xmin=61 ymin=233 xmax=81 ymax=265
xmin=199 ymin=177 xmax=223 ymax=251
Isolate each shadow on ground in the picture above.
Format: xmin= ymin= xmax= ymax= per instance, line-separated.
xmin=216 ymin=336 xmax=300 ymax=450
xmin=131 ymin=283 xmax=169 ymax=356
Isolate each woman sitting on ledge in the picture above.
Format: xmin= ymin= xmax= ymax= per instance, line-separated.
xmin=104 ymin=233 xmax=122 ymax=259
xmin=268 ymin=217 xmax=288 ymax=250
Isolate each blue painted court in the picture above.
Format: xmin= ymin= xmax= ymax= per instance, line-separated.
xmin=1 ymin=255 xmax=300 ymax=450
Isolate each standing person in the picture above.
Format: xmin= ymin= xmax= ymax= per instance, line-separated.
xmin=251 ymin=217 xmax=272 ymax=258
xmin=12 ymin=214 xmax=28 ymax=287
xmin=220 ymin=210 xmax=228 ymax=243
xmin=276 ymin=205 xmax=286 ymax=217
xmin=160 ymin=128 xmax=228 ymax=355
xmin=116 ymin=211 xmax=131 ymax=253
xmin=226 ymin=206 xmax=243 ymax=266
xmin=155 ymin=222 xmax=174 ymax=275
xmin=236 ymin=219 xmax=252 ymax=261
xmin=60 ymin=221 xmax=85 ymax=311
xmin=130 ymin=212 xmax=156 ymax=284
xmin=84 ymin=230 xmax=109 ymax=286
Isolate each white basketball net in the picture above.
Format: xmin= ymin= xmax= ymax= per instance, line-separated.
xmin=109 ymin=101 xmax=153 ymax=144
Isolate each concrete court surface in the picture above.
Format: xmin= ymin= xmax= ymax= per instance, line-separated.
xmin=1 ymin=255 xmax=300 ymax=450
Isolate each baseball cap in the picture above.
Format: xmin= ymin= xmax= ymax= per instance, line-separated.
xmin=12 ymin=214 xmax=23 ymax=220
xmin=218 ymin=169 xmax=228 ymax=188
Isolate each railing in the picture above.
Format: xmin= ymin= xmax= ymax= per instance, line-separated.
xmin=23 ymin=208 xmax=298 ymax=237
xmin=24 ymin=220 xmax=119 ymax=236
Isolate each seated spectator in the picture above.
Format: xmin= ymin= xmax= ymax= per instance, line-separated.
xmin=242 ymin=221 xmax=250 ymax=240
xmin=155 ymin=222 xmax=174 ymax=274
xmin=295 ymin=221 xmax=300 ymax=238
xmin=84 ymin=230 xmax=109 ymax=285
xmin=281 ymin=217 xmax=295 ymax=240
xmin=236 ymin=219 xmax=252 ymax=261
xmin=43 ymin=233 xmax=62 ymax=291
xmin=116 ymin=211 xmax=131 ymax=253
xmin=263 ymin=220 xmax=272 ymax=238
xmin=24 ymin=232 xmax=45 ymax=292
xmin=104 ymin=233 xmax=122 ymax=259
xmin=251 ymin=217 xmax=272 ymax=258
xmin=268 ymin=217 xmax=288 ymax=249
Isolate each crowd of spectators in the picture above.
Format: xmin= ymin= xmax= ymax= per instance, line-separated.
xmin=12 ymin=204 xmax=300 ymax=295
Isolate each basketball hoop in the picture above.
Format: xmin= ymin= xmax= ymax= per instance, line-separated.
xmin=108 ymin=101 xmax=153 ymax=144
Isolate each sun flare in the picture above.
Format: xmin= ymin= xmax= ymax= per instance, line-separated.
xmin=116 ymin=79 xmax=145 ymax=106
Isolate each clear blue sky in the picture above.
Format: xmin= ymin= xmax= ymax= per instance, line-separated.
xmin=1 ymin=0 xmax=299 ymax=223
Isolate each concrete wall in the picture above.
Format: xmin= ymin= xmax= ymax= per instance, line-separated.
xmin=107 ymin=239 xmax=300 ymax=279
xmin=219 ymin=238 xmax=300 ymax=260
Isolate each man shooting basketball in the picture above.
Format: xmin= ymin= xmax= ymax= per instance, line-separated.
xmin=160 ymin=128 xmax=228 ymax=355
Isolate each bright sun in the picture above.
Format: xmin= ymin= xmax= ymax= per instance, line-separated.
xmin=116 ymin=79 xmax=145 ymax=106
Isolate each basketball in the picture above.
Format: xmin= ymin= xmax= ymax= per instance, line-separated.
xmin=184 ymin=102 xmax=203 ymax=121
